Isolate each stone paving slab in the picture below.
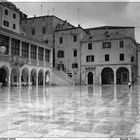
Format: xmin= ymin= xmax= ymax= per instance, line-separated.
xmin=0 ymin=85 xmax=139 ymax=137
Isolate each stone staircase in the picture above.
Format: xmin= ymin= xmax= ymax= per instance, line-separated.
xmin=50 ymin=66 xmax=74 ymax=86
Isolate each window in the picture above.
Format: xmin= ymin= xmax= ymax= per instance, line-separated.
xmin=105 ymin=54 xmax=109 ymax=61
xmin=32 ymin=28 xmax=35 ymax=35
xmin=72 ymin=63 xmax=78 ymax=68
xmin=3 ymin=20 xmax=9 ymax=27
xmin=73 ymin=35 xmax=77 ymax=42
xmin=67 ymin=73 xmax=72 ymax=78
xmin=22 ymin=42 xmax=29 ymax=58
xmin=0 ymin=34 xmax=9 ymax=54
xmin=88 ymin=43 xmax=92 ymax=50
xmin=120 ymin=53 xmax=124 ymax=61
xmin=59 ymin=37 xmax=63 ymax=44
xmin=11 ymin=38 xmax=20 ymax=56
xmin=86 ymin=55 xmax=94 ymax=62
xmin=31 ymin=44 xmax=37 ymax=60
xmin=45 ymin=49 xmax=50 ymax=62
xmin=73 ymin=50 xmax=77 ymax=57
xmin=103 ymin=42 xmax=111 ymax=49
xmin=42 ymin=27 xmax=46 ymax=34
xmin=38 ymin=47 xmax=44 ymax=61
xmin=58 ymin=50 xmax=64 ymax=58
xmin=131 ymin=56 xmax=134 ymax=62
xmin=13 ymin=24 xmax=16 ymax=29
xmin=5 ymin=9 xmax=8 ymax=15
xmin=120 ymin=40 xmax=124 ymax=48
xmin=13 ymin=13 xmax=16 ymax=19
xmin=58 ymin=63 xmax=64 ymax=71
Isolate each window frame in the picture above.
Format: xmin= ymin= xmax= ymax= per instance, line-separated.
xmin=58 ymin=50 xmax=64 ymax=58
xmin=103 ymin=41 xmax=111 ymax=49
xmin=105 ymin=54 xmax=109 ymax=61
xmin=86 ymin=55 xmax=94 ymax=62
xmin=5 ymin=9 xmax=8 ymax=15
xmin=72 ymin=63 xmax=78 ymax=68
xmin=13 ymin=13 xmax=16 ymax=19
xmin=32 ymin=28 xmax=35 ymax=35
xmin=88 ymin=43 xmax=92 ymax=50
xmin=13 ymin=24 xmax=16 ymax=29
xmin=3 ymin=20 xmax=9 ymax=27
xmin=119 ymin=40 xmax=124 ymax=48
xmin=120 ymin=53 xmax=124 ymax=61
xmin=73 ymin=35 xmax=77 ymax=42
xmin=59 ymin=37 xmax=63 ymax=44
xmin=73 ymin=50 xmax=77 ymax=57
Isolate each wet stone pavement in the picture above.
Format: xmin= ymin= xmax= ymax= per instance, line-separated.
xmin=0 ymin=84 xmax=139 ymax=137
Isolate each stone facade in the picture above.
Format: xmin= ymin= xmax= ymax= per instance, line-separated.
xmin=54 ymin=27 xmax=87 ymax=85
xmin=81 ymin=28 xmax=137 ymax=85
xmin=20 ymin=16 xmax=74 ymax=46
xmin=0 ymin=0 xmax=26 ymax=33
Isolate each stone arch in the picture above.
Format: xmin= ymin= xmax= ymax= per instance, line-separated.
xmin=31 ymin=69 xmax=37 ymax=86
xmin=0 ymin=65 xmax=9 ymax=87
xmin=116 ymin=67 xmax=129 ymax=84
xmin=101 ymin=67 xmax=114 ymax=84
xmin=45 ymin=70 xmax=50 ymax=85
xmin=87 ymin=72 xmax=93 ymax=85
xmin=38 ymin=69 xmax=44 ymax=85
xmin=11 ymin=67 xmax=20 ymax=86
xmin=21 ymin=68 xmax=29 ymax=86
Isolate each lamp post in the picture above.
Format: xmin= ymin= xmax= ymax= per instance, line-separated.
xmin=0 ymin=45 xmax=6 ymax=54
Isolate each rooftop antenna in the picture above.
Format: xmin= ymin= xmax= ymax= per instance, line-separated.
xmin=52 ymin=8 xmax=55 ymax=15
xmin=41 ymin=4 xmax=43 ymax=16
xmin=77 ymin=8 xmax=80 ymax=26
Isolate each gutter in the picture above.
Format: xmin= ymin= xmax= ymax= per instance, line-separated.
xmin=0 ymin=6 xmax=2 ymax=27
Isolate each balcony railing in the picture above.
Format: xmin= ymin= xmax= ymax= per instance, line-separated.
xmin=0 ymin=54 xmax=52 ymax=67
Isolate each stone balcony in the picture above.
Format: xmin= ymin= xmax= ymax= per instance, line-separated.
xmin=0 ymin=54 xmax=51 ymax=67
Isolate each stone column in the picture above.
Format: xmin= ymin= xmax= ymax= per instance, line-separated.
xmin=43 ymin=71 xmax=46 ymax=86
xmin=8 ymin=73 xmax=11 ymax=87
xmin=28 ymin=73 xmax=31 ymax=86
xmin=50 ymin=49 xmax=53 ymax=67
xmin=114 ymin=69 xmax=116 ymax=85
xmin=36 ymin=46 xmax=38 ymax=61
xmin=129 ymin=66 xmax=132 ymax=82
xmin=43 ymin=49 xmax=45 ymax=66
xmin=19 ymin=41 xmax=22 ymax=57
xmin=28 ymin=44 xmax=31 ymax=59
xmin=19 ymin=72 xmax=22 ymax=87
xmin=9 ymin=38 xmax=11 ymax=55
xmin=36 ymin=46 xmax=39 ymax=65
xmin=99 ymin=73 xmax=102 ymax=85
xmin=36 ymin=73 xmax=38 ymax=86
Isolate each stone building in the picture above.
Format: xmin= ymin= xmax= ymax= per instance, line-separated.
xmin=54 ymin=26 xmax=87 ymax=84
xmin=0 ymin=0 xmax=74 ymax=87
xmin=18 ymin=4 xmax=138 ymax=85
xmin=81 ymin=26 xmax=137 ymax=85
xmin=0 ymin=0 xmax=27 ymax=33
xmin=20 ymin=15 xmax=74 ymax=46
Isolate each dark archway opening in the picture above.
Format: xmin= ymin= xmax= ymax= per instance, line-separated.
xmin=88 ymin=72 xmax=93 ymax=85
xmin=31 ymin=69 xmax=37 ymax=86
xmin=0 ymin=68 xmax=7 ymax=86
xmin=102 ymin=68 xmax=114 ymax=84
xmin=117 ymin=67 xmax=129 ymax=84
xmin=38 ymin=71 xmax=43 ymax=85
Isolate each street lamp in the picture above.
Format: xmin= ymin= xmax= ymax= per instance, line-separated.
xmin=0 ymin=45 xmax=6 ymax=54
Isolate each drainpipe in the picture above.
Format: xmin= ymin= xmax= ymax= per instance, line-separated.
xmin=79 ymin=40 xmax=82 ymax=85
xmin=0 ymin=6 xmax=2 ymax=27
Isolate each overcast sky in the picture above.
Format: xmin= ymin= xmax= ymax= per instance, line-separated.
xmin=12 ymin=1 xmax=140 ymax=42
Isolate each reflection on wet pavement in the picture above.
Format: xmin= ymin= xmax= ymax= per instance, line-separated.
xmin=0 ymin=85 xmax=139 ymax=137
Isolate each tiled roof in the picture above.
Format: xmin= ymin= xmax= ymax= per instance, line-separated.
xmin=85 ymin=26 xmax=134 ymax=31
xmin=81 ymin=32 xmax=132 ymax=42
